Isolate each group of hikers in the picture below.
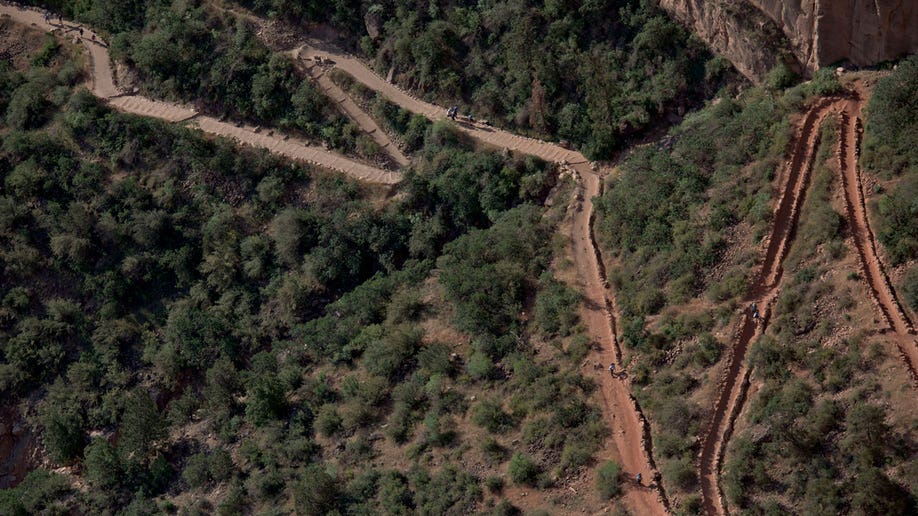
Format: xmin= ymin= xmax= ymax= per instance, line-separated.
xmin=43 ymin=11 xmax=96 ymax=42
xmin=446 ymin=106 xmax=491 ymax=127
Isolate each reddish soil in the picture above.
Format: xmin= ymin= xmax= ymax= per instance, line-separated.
xmin=698 ymin=97 xmax=841 ymax=516
xmin=835 ymin=89 xmax=918 ymax=382
xmin=570 ymin=170 xmax=669 ymax=515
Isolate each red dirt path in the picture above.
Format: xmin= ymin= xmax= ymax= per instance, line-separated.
xmin=698 ymin=97 xmax=840 ymax=516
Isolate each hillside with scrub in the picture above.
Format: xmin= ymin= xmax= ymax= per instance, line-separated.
xmin=1 ymin=1 xmax=918 ymax=515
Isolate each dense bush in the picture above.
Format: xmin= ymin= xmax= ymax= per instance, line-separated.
xmin=0 ymin=45 xmax=579 ymax=512
xmin=595 ymin=460 xmax=621 ymax=499
xmin=508 ymin=453 xmax=539 ymax=485
xmin=864 ymin=55 xmax=918 ymax=176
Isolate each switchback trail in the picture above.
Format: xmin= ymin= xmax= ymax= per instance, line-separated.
xmin=271 ymin=12 xmax=669 ymax=514
xmin=7 ymin=3 xmax=668 ymax=512
xmin=836 ymin=91 xmax=918 ymax=382
xmin=0 ymin=3 xmax=400 ymax=184
xmin=217 ymin=3 xmax=669 ymax=513
xmin=698 ymin=97 xmax=839 ymax=516
xmin=291 ymin=49 xmax=409 ymax=167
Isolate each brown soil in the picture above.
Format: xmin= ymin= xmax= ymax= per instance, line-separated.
xmin=835 ymin=89 xmax=918 ymax=382
xmin=0 ymin=4 xmax=400 ymax=185
xmin=0 ymin=16 xmax=53 ymax=69
xmin=698 ymin=97 xmax=841 ymax=516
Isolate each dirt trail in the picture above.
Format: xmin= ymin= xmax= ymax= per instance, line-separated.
xmin=221 ymin=4 xmax=666 ymax=513
xmin=6 ymin=3 xmax=666 ymax=512
xmin=835 ymin=91 xmax=918 ymax=382
xmin=0 ymin=3 xmax=398 ymax=184
xmin=572 ymin=169 xmax=669 ymax=515
xmin=288 ymin=41 xmax=589 ymax=166
xmin=290 ymin=48 xmax=409 ymax=167
xmin=698 ymin=97 xmax=840 ymax=516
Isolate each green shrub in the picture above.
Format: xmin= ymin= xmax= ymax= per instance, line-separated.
xmin=467 ymin=351 xmax=495 ymax=381
xmin=315 ymin=404 xmax=343 ymax=437
xmin=662 ymin=456 xmax=697 ymax=491
xmin=0 ymin=469 xmax=70 ymax=515
xmin=765 ymin=64 xmax=798 ymax=91
xmin=595 ymin=460 xmax=621 ymax=499
xmin=472 ymin=399 xmax=516 ymax=434
xmin=485 ymin=475 xmax=504 ymax=493
xmin=294 ymin=465 xmax=339 ymax=514
xmin=363 ymin=324 xmax=422 ymax=380
xmin=183 ymin=452 xmax=211 ymax=488
xmin=508 ymin=453 xmax=539 ymax=485
xmin=84 ymin=438 xmax=122 ymax=490
xmin=534 ymin=273 xmax=580 ymax=336
xmin=863 ymin=55 xmax=918 ymax=174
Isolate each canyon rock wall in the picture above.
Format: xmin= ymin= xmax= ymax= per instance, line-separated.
xmin=659 ymin=0 xmax=918 ymax=83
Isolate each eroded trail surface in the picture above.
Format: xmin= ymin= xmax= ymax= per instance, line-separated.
xmin=836 ymin=92 xmax=918 ymax=381
xmin=0 ymin=3 xmax=399 ymax=184
xmin=571 ymin=170 xmax=669 ymax=515
xmin=699 ymin=98 xmax=839 ymax=516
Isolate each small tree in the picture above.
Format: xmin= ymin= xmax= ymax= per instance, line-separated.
xmin=119 ymin=388 xmax=164 ymax=463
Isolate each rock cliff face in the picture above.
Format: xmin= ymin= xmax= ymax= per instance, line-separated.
xmin=659 ymin=0 xmax=918 ymax=83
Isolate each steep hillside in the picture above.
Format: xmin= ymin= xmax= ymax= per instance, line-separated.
xmin=233 ymin=0 xmax=738 ymax=160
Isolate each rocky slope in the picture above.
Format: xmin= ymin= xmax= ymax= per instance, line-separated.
xmin=660 ymin=0 xmax=918 ymax=82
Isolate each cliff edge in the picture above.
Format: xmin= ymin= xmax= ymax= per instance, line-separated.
xmin=660 ymin=0 xmax=918 ymax=83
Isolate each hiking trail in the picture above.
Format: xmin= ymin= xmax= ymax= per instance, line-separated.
xmin=5 ymin=2 xmax=670 ymax=513
xmin=700 ymin=85 xmax=918 ymax=515
xmin=835 ymin=89 xmax=918 ymax=383
xmin=213 ymin=5 xmax=670 ymax=513
xmin=698 ymin=97 xmax=839 ymax=516
xmin=0 ymin=2 xmax=400 ymax=184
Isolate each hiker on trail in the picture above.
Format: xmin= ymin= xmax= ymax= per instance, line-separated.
xmin=636 ymin=473 xmax=642 ymax=485
xmin=750 ymin=302 xmax=759 ymax=320
xmin=78 ymin=28 xmax=84 ymax=37
xmin=609 ymin=363 xmax=615 ymax=376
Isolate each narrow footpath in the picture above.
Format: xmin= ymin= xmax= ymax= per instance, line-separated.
xmin=698 ymin=97 xmax=840 ymax=516
xmin=836 ymin=91 xmax=918 ymax=382
xmin=0 ymin=3 xmax=400 ymax=184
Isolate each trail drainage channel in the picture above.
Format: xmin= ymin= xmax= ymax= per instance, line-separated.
xmin=698 ymin=97 xmax=839 ymax=516
xmin=700 ymin=88 xmax=918 ymax=515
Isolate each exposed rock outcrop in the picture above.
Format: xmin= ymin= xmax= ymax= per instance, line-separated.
xmin=660 ymin=0 xmax=918 ymax=83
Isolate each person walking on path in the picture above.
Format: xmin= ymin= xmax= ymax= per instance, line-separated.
xmin=608 ymin=362 xmax=615 ymax=377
